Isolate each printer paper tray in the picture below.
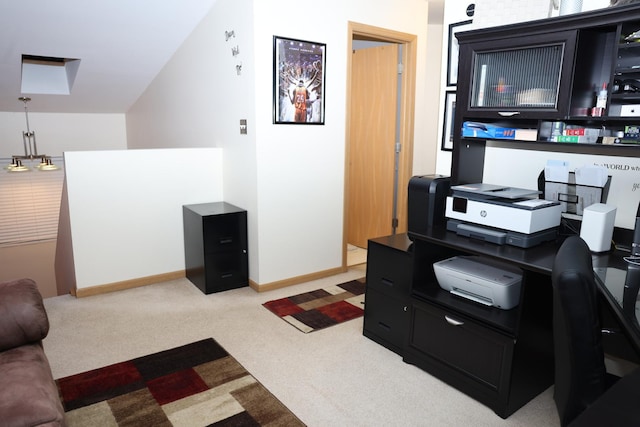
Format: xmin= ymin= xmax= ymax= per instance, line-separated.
xmin=450 ymin=288 xmax=494 ymax=306
xmin=446 ymin=219 xmax=557 ymax=248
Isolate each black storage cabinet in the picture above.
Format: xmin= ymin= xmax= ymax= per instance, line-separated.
xmin=183 ymin=202 xmax=248 ymax=294
xmin=363 ymin=234 xmax=413 ymax=356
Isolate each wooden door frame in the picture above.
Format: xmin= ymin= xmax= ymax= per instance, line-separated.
xmin=343 ymin=22 xmax=417 ymax=268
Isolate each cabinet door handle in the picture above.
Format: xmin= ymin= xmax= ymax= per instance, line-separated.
xmin=381 ymin=278 xmax=394 ymax=287
xmin=497 ymin=111 xmax=520 ymax=117
xmin=445 ymin=315 xmax=464 ymax=326
xmin=378 ymin=322 xmax=391 ymax=331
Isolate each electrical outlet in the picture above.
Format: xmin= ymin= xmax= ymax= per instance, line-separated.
xmin=240 ymin=119 xmax=247 ymax=135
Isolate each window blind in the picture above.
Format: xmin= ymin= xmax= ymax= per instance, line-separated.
xmin=0 ymin=157 xmax=64 ymax=247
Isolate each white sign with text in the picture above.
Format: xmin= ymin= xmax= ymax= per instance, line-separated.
xmin=483 ymin=146 xmax=640 ymax=229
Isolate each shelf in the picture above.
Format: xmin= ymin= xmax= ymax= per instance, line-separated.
xmin=611 ymin=93 xmax=640 ymax=101
xmin=457 ymin=113 xmax=640 ymax=154
xmin=614 ymin=67 xmax=640 ymax=75
xmin=617 ymin=42 xmax=640 ymax=50
xmin=461 ymin=138 xmax=640 ymax=157
xmin=566 ymin=115 xmax=640 ymax=122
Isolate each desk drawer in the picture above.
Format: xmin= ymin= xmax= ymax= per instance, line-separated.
xmin=366 ymin=240 xmax=412 ymax=297
xmin=408 ymin=299 xmax=514 ymax=393
xmin=204 ymin=251 xmax=248 ymax=291
xmin=363 ymin=288 xmax=408 ymax=355
xmin=203 ymin=213 xmax=247 ymax=254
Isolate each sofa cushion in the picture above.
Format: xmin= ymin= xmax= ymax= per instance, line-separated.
xmin=0 ymin=279 xmax=50 ymax=352
xmin=0 ymin=342 xmax=65 ymax=427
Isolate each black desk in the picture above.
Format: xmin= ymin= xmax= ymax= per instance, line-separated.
xmin=593 ymin=261 xmax=640 ymax=355
xmin=576 ymin=256 xmax=640 ymax=426
xmin=408 ymin=227 xmax=640 ymax=355
xmin=403 ymin=228 xmax=559 ymax=418
xmin=396 ymin=228 xmax=640 ymax=419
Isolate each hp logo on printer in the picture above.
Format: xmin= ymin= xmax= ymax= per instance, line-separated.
xmin=480 ymin=210 xmax=487 ymax=217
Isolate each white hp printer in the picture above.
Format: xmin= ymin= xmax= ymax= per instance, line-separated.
xmin=434 ymin=256 xmax=523 ymax=310
xmin=445 ymin=183 xmax=562 ymax=248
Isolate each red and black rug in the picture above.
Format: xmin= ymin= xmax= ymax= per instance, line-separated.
xmin=262 ymin=279 xmax=366 ymax=333
xmin=56 ymin=338 xmax=304 ymax=426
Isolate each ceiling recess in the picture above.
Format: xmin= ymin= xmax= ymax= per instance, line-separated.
xmin=21 ymin=54 xmax=80 ymax=95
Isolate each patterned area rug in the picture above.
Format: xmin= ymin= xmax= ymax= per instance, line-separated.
xmin=262 ymin=279 xmax=366 ymax=333
xmin=56 ymin=338 xmax=304 ymax=426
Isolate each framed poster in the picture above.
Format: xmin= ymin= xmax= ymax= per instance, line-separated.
xmin=441 ymin=91 xmax=456 ymax=151
xmin=446 ymin=19 xmax=473 ymax=87
xmin=273 ymin=36 xmax=326 ymax=124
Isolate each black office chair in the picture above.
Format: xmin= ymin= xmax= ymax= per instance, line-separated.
xmin=551 ymin=236 xmax=618 ymax=426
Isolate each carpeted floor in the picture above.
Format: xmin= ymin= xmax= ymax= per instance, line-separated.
xmin=262 ymin=279 xmax=365 ymax=333
xmin=43 ymin=267 xmax=566 ymax=426
xmin=56 ymin=338 xmax=304 ymax=426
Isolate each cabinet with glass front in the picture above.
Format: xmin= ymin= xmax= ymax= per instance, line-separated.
xmin=454 ymin=5 xmax=640 ymax=151
xmin=451 ymin=5 xmax=640 ymax=184
xmin=462 ymin=31 xmax=577 ymax=120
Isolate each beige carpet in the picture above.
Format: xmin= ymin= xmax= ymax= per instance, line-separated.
xmin=43 ymin=266 xmax=561 ymax=426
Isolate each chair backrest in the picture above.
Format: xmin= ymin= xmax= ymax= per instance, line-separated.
xmin=552 ymin=235 xmax=607 ymax=426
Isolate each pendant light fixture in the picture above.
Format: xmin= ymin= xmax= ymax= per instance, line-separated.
xmin=5 ymin=97 xmax=59 ymax=172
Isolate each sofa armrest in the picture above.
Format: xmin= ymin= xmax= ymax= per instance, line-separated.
xmin=0 ymin=278 xmax=49 ymax=352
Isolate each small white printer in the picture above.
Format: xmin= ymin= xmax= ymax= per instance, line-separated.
xmin=433 ymin=256 xmax=523 ymax=310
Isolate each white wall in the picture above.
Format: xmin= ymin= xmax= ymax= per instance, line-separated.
xmin=251 ymin=0 xmax=430 ymax=284
xmin=206 ymin=0 xmax=259 ymax=284
xmin=64 ymin=148 xmax=223 ymax=289
xmin=126 ymin=0 xmax=432 ymax=287
xmin=0 ymin=112 xmax=127 ymax=157
xmin=128 ymin=0 xmax=260 ymax=282
xmin=473 ymin=0 xmax=554 ymax=27
xmin=5 ymin=0 xmax=623 ymax=292
xmin=412 ymin=1 xmax=445 ymax=175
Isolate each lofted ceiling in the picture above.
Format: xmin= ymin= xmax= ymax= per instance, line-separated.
xmin=0 ymin=0 xmax=217 ymax=113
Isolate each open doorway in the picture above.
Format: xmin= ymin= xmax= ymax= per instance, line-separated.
xmin=344 ymin=22 xmax=417 ymax=267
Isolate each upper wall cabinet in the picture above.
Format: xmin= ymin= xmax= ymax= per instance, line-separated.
xmin=611 ymin=20 xmax=640 ymax=117
xmin=461 ymin=31 xmax=577 ymax=120
xmin=451 ymin=4 xmax=640 ymax=184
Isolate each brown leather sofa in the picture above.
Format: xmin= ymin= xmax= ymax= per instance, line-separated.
xmin=0 ymin=278 xmax=65 ymax=426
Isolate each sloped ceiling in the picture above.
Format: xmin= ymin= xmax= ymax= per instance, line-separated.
xmin=0 ymin=0 xmax=217 ymax=113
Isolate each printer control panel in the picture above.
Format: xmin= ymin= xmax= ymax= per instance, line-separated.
xmin=452 ymin=196 xmax=468 ymax=213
